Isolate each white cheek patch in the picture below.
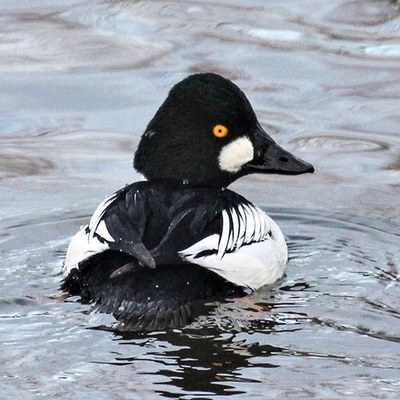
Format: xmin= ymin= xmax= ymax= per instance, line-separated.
xmin=218 ymin=136 xmax=254 ymax=173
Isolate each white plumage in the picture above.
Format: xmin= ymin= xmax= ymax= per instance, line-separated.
xmin=63 ymin=193 xmax=117 ymax=276
xmin=218 ymin=136 xmax=254 ymax=173
xmin=179 ymin=204 xmax=288 ymax=290
xmin=88 ymin=193 xmax=118 ymax=240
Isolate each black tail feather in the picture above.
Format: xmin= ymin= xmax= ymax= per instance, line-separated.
xmin=61 ymin=251 xmax=244 ymax=331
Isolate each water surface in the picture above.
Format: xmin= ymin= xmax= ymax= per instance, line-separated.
xmin=1 ymin=1 xmax=400 ymax=398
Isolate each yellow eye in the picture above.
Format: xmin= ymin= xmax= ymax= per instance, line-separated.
xmin=213 ymin=124 xmax=229 ymax=138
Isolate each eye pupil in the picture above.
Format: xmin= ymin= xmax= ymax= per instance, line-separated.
xmin=213 ymin=124 xmax=228 ymax=138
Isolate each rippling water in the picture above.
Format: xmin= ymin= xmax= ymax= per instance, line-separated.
xmin=1 ymin=1 xmax=400 ymax=398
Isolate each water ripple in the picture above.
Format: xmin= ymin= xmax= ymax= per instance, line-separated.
xmin=0 ymin=4 xmax=173 ymax=72
xmin=1 ymin=0 xmax=400 ymax=398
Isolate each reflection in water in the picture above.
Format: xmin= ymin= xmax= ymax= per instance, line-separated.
xmin=112 ymin=322 xmax=284 ymax=397
xmin=143 ymin=335 xmax=279 ymax=397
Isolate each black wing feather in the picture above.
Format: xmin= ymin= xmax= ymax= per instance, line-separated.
xmin=102 ymin=188 xmax=155 ymax=269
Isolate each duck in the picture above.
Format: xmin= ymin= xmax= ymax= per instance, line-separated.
xmin=62 ymin=73 xmax=314 ymax=331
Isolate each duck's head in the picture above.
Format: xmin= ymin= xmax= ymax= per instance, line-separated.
xmin=134 ymin=73 xmax=314 ymax=187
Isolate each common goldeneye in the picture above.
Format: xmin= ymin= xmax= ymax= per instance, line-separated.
xmin=62 ymin=73 xmax=314 ymax=331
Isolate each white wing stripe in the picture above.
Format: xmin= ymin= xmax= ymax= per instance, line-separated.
xmin=218 ymin=210 xmax=230 ymax=259
xmin=236 ymin=205 xmax=246 ymax=249
xmin=215 ymin=203 xmax=273 ymax=259
xmin=243 ymin=204 xmax=256 ymax=243
xmin=253 ymin=206 xmax=261 ymax=242
xmin=88 ymin=193 xmax=118 ymax=239
xmin=96 ymin=220 xmax=115 ymax=243
xmin=229 ymin=208 xmax=239 ymax=251
xmin=230 ymin=207 xmax=240 ymax=251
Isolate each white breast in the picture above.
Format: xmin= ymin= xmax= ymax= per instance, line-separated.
xmin=179 ymin=205 xmax=288 ymax=290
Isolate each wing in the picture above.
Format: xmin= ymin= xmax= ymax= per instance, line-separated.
xmin=179 ymin=201 xmax=272 ymax=260
xmin=149 ymin=192 xmax=222 ymax=264
xmin=64 ymin=183 xmax=154 ymax=276
xmin=179 ymin=196 xmax=288 ymax=290
xmin=150 ymin=190 xmax=274 ymax=263
xmin=101 ymin=187 xmax=155 ymax=269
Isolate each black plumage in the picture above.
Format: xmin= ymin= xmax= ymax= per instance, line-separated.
xmin=63 ymin=252 xmax=244 ymax=331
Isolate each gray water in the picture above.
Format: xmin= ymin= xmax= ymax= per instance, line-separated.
xmin=1 ymin=1 xmax=400 ymax=398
